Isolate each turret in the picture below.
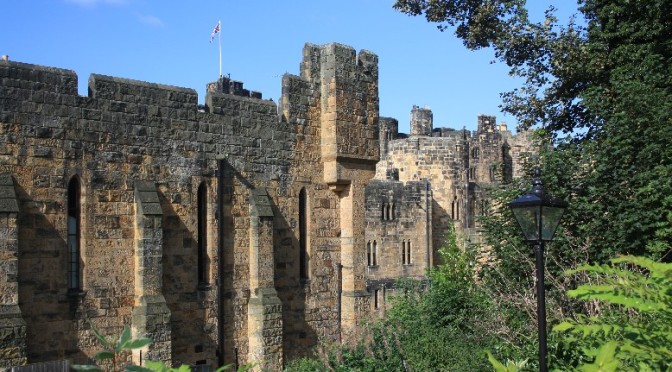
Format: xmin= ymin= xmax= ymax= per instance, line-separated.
xmin=410 ymin=105 xmax=433 ymax=136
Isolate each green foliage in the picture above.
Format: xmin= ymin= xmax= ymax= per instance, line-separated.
xmin=486 ymin=351 xmax=528 ymax=372
xmin=394 ymin=3 xmax=672 ymax=368
xmin=73 ymin=321 xmax=249 ymax=372
xmin=552 ymin=255 xmax=672 ymax=371
xmin=283 ymin=357 xmax=325 ymax=372
xmin=285 ymin=224 xmax=497 ymax=371
xmin=72 ymin=322 xmax=152 ymax=371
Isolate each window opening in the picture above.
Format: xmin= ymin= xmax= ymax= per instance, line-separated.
xmin=197 ymin=182 xmax=208 ymax=285
xmin=67 ymin=177 xmax=81 ymax=292
xmin=299 ymin=188 xmax=309 ymax=279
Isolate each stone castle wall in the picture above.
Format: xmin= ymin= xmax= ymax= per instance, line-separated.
xmin=0 ymin=42 xmax=379 ymax=370
xmin=372 ymin=111 xmax=533 ymax=263
xmin=0 ymin=41 xmax=536 ymax=370
xmin=364 ymin=179 xmax=431 ymax=314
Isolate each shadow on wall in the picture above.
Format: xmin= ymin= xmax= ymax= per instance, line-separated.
xmin=15 ymin=181 xmax=89 ymax=364
xmin=158 ymin=186 xmax=218 ymax=367
xmin=431 ymin=199 xmax=450 ymax=265
xmin=270 ymin=190 xmax=318 ymax=362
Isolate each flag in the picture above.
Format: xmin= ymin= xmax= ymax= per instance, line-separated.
xmin=210 ymin=21 xmax=221 ymax=43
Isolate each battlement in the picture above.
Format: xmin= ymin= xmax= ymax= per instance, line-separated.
xmin=431 ymin=127 xmax=469 ymax=139
xmin=206 ymin=76 xmax=262 ymax=99
xmin=89 ymin=73 xmax=198 ymax=107
xmin=0 ymin=60 xmax=78 ymax=95
xmin=300 ymin=42 xmax=378 ymax=83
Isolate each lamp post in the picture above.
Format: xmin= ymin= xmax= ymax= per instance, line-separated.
xmin=508 ymin=168 xmax=567 ymax=372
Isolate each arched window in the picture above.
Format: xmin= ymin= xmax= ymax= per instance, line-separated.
xmin=197 ymin=182 xmax=208 ymax=285
xmin=381 ymin=203 xmax=386 ymax=220
xmin=401 ymin=240 xmax=406 ymax=265
xmin=391 ymin=203 xmax=395 ymax=220
xmin=67 ymin=177 xmax=81 ymax=292
xmin=299 ymin=188 xmax=309 ymax=280
xmin=367 ymin=241 xmax=372 ymax=266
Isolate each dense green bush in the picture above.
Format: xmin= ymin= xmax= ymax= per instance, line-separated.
xmin=552 ymin=255 xmax=672 ymax=371
xmin=285 ymin=225 xmax=499 ymax=371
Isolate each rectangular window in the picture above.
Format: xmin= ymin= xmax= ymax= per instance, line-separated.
xmin=67 ymin=177 xmax=81 ymax=292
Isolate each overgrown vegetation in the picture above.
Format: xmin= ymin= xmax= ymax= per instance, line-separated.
xmin=285 ymin=227 xmax=502 ymax=371
xmin=553 ymin=256 xmax=672 ymax=371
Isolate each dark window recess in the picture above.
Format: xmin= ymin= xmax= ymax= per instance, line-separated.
xmin=67 ymin=177 xmax=81 ymax=292
xmin=197 ymin=182 xmax=208 ymax=285
xmin=299 ymin=188 xmax=308 ymax=280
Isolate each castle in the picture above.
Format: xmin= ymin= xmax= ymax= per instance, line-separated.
xmin=0 ymin=42 xmax=531 ymax=370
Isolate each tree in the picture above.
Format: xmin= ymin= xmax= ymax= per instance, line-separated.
xmin=393 ymin=0 xmax=672 ymax=261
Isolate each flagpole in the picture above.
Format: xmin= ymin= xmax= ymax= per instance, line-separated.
xmin=218 ymin=20 xmax=222 ymax=77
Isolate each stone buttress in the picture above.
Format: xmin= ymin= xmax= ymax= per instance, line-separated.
xmin=247 ymin=188 xmax=283 ymax=370
xmin=132 ymin=181 xmax=171 ymax=364
xmin=0 ymin=174 xmax=27 ymax=368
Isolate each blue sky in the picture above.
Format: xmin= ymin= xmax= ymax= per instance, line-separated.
xmin=2 ymin=1 xmax=580 ymax=134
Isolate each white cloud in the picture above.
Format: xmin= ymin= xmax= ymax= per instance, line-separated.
xmin=136 ymin=14 xmax=164 ymax=27
xmin=64 ymin=0 xmax=128 ymax=7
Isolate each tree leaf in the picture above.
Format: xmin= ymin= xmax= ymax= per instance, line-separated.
xmin=553 ymin=322 xmax=575 ymax=332
xmin=89 ymin=320 xmax=111 ymax=350
xmin=116 ymin=325 xmax=131 ymax=353
xmin=124 ymin=337 xmax=152 ymax=350
xmin=486 ymin=351 xmax=514 ymax=372
xmin=94 ymin=351 xmax=115 ymax=361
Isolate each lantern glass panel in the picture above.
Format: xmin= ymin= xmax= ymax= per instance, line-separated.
xmin=511 ymin=205 xmax=540 ymax=241
xmin=541 ymin=206 xmax=565 ymax=241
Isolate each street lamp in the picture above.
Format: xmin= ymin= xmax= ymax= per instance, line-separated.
xmin=508 ymin=168 xmax=567 ymax=372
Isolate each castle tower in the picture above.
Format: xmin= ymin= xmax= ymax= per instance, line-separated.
xmin=299 ymin=43 xmax=380 ymax=341
xmin=410 ymin=105 xmax=433 ymax=136
xmin=477 ymin=114 xmax=497 ymax=133
xmin=379 ymin=117 xmax=398 ymax=157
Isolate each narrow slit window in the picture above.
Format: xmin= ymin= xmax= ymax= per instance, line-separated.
xmin=197 ymin=182 xmax=208 ymax=285
xmin=299 ymin=188 xmax=309 ymax=280
xmin=373 ymin=240 xmax=378 ymax=266
xmin=67 ymin=177 xmax=81 ymax=292
xmin=402 ymin=240 xmax=406 ymax=265
xmin=367 ymin=241 xmax=372 ymax=266
xmin=407 ymin=241 xmax=412 ymax=264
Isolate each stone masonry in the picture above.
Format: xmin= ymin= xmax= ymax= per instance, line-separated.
xmin=0 ymin=41 xmax=384 ymax=370
xmin=0 ymin=41 xmax=535 ymax=370
xmin=370 ymin=107 xmax=533 ymax=272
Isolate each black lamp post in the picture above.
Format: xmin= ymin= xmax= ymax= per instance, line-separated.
xmin=508 ymin=168 xmax=567 ymax=372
